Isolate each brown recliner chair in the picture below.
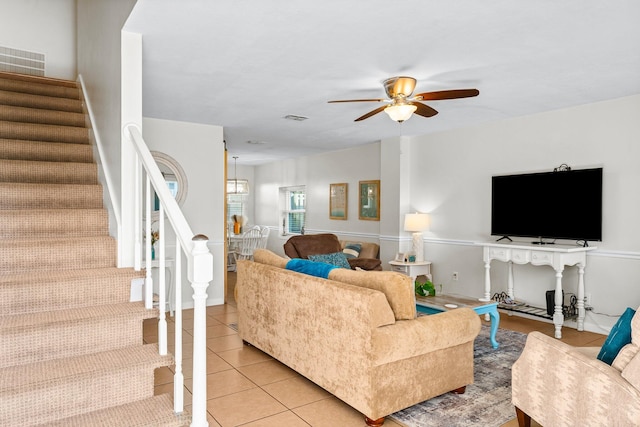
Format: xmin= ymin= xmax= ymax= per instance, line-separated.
xmin=283 ymin=233 xmax=382 ymax=271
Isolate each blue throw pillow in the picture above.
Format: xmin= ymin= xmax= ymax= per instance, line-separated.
xmin=308 ymin=252 xmax=351 ymax=269
xmin=285 ymin=259 xmax=337 ymax=279
xmin=597 ymin=307 xmax=636 ymax=365
xmin=342 ymin=243 xmax=362 ymax=259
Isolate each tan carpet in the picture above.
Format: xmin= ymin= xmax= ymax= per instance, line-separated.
xmin=0 ymin=70 xmax=188 ymax=425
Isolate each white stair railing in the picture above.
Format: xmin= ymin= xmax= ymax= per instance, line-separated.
xmin=125 ymin=124 xmax=212 ymax=427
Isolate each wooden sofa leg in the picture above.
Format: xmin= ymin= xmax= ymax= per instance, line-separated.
xmin=365 ymin=416 xmax=385 ymax=426
xmin=515 ymin=407 xmax=531 ymax=427
xmin=451 ymin=386 xmax=466 ymax=394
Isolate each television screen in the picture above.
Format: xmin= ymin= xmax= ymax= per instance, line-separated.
xmin=491 ymin=167 xmax=603 ymax=243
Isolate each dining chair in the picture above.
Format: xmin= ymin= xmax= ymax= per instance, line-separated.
xmin=235 ymin=227 xmax=262 ymax=262
xmin=259 ymin=226 xmax=270 ymax=249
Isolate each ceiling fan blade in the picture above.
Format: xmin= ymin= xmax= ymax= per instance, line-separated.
xmin=414 ymin=89 xmax=479 ymax=101
xmin=328 ymin=98 xmax=387 ymax=103
xmin=355 ymin=105 xmax=387 ymax=121
xmin=412 ymin=102 xmax=439 ymax=118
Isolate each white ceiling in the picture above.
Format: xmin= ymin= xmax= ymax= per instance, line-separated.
xmin=124 ymin=0 xmax=640 ymax=165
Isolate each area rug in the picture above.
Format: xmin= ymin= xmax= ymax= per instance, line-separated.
xmin=389 ymin=325 xmax=527 ymax=427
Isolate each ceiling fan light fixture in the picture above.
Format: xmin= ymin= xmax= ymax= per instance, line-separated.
xmin=384 ymin=104 xmax=417 ymax=122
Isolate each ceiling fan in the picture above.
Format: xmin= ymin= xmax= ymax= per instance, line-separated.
xmin=328 ymin=76 xmax=479 ymax=123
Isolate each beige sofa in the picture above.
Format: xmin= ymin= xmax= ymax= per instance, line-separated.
xmin=237 ymin=249 xmax=482 ymax=426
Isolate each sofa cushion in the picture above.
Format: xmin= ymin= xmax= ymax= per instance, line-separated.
xmin=253 ymin=248 xmax=288 ymax=268
xmin=612 ymin=306 xmax=640 ymax=371
xmin=328 ymin=268 xmax=416 ymax=320
xmin=342 ymin=243 xmax=361 ymax=259
xmin=308 ymin=252 xmax=351 ymax=269
xmin=621 ymin=350 xmax=640 ymax=392
xmin=286 ymin=233 xmax=342 ymax=258
xmin=347 ymin=257 xmax=383 ymax=271
xmin=341 ymin=240 xmax=379 ymax=259
xmin=598 ymin=307 xmax=636 ymax=365
xmin=286 ymin=258 xmax=337 ymax=279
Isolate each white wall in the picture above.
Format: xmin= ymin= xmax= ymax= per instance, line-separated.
xmin=253 ymin=94 xmax=640 ymax=334
xmin=143 ymin=117 xmax=226 ymax=306
xmin=77 ymin=0 xmax=139 ymax=265
xmin=409 ymin=94 xmax=640 ymax=334
xmin=254 ymin=143 xmax=381 ymax=256
xmin=0 ymin=0 xmax=76 ymax=79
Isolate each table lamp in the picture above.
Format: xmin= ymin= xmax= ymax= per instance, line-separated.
xmin=404 ymin=213 xmax=430 ymax=262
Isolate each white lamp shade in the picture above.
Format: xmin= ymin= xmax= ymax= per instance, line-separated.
xmin=384 ymin=104 xmax=417 ymax=122
xmin=404 ymin=213 xmax=430 ymax=232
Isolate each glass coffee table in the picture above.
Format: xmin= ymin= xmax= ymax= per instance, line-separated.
xmin=416 ymin=294 xmax=500 ymax=349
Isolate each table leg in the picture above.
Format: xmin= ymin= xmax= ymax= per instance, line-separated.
xmin=488 ymin=308 xmax=500 ymax=349
xmin=553 ymin=269 xmax=564 ymax=339
xmin=507 ymin=261 xmax=514 ymax=299
xmin=484 ymin=261 xmax=492 ymax=301
xmin=577 ymin=264 xmax=585 ymax=331
xmin=484 ymin=261 xmax=491 ymax=321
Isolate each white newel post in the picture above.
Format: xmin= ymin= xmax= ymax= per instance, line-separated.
xmin=189 ymin=235 xmax=213 ymax=427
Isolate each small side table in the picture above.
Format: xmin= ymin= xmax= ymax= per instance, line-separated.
xmin=389 ymin=260 xmax=432 ymax=284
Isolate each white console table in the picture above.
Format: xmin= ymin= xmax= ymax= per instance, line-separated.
xmin=478 ymin=242 xmax=596 ymax=339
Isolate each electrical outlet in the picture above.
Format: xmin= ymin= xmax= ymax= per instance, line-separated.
xmin=452 ymin=272 xmax=459 ymax=281
xmin=584 ymin=293 xmax=594 ymax=311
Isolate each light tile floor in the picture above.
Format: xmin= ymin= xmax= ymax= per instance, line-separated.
xmin=145 ymin=274 xmax=606 ymax=427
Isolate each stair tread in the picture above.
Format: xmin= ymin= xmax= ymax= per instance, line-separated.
xmin=0 ymin=89 xmax=83 ymax=113
xmin=0 ymin=158 xmax=97 ymax=184
xmin=0 ymin=301 xmax=155 ymax=329
xmin=0 ymin=158 xmax=95 ymax=168
xmin=0 ymin=104 xmax=86 ymax=127
xmin=0 ymin=266 xmax=142 ymax=285
xmin=0 ymin=138 xmax=94 ymax=162
xmin=0 ymin=181 xmax=101 ymax=190
xmin=0 ymin=119 xmax=89 ymax=144
xmin=40 ymin=394 xmax=190 ymax=427
xmin=0 ymin=344 xmax=171 ymax=391
xmin=0 ymin=71 xmax=79 ymax=90
xmin=0 ymin=208 xmax=108 ymax=238
xmin=0 ymin=181 xmax=103 ymax=210
xmin=0 ymin=235 xmax=114 ymax=246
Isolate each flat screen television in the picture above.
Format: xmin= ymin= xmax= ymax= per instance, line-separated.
xmin=491 ymin=167 xmax=603 ymax=244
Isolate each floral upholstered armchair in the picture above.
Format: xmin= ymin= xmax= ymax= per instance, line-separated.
xmin=512 ymin=306 xmax=640 ymax=426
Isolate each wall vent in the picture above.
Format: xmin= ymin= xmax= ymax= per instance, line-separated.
xmin=0 ymin=46 xmax=45 ymax=76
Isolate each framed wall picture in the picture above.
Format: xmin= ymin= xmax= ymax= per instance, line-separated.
xmin=359 ymin=180 xmax=380 ymax=221
xmin=329 ymin=183 xmax=348 ymax=220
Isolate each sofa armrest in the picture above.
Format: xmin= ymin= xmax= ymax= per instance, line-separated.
xmin=512 ymin=331 xmax=640 ymax=426
xmin=348 ymin=258 xmax=382 ymax=271
xmin=371 ymin=308 xmax=481 ymax=365
xmin=282 ymin=239 xmax=299 ymax=259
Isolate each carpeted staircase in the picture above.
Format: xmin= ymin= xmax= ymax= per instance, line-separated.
xmin=0 ymin=71 xmax=188 ymax=426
